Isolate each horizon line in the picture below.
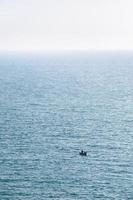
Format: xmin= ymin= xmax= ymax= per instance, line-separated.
xmin=1 ymin=49 xmax=133 ymax=54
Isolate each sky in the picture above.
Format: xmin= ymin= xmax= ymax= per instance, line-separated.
xmin=0 ymin=0 xmax=133 ymax=51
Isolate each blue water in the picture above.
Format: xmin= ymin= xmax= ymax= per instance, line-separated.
xmin=0 ymin=52 xmax=133 ymax=200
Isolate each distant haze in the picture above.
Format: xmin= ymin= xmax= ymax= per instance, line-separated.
xmin=0 ymin=0 xmax=133 ymax=51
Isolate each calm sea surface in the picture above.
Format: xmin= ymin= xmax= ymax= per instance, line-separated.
xmin=0 ymin=52 xmax=133 ymax=200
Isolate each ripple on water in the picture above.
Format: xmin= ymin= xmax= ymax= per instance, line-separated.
xmin=0 ymin=53 xmax=133 ymax=199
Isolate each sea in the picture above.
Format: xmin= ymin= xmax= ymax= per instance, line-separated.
xmin=0 ymin=51 xmax=133 ymax=200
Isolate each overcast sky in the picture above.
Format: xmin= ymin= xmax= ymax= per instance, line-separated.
xmin=0 ymin=0 xmax=133 ymax=51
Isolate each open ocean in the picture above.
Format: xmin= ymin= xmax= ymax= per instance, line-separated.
xmin=0 ymin=52 xmax=133 ymax=200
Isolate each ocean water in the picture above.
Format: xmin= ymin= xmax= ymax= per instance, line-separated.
xmin=0 ymin=52 xmax=133 ymax=200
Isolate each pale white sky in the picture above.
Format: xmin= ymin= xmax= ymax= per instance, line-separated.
xmin=0 ymin=0 xmax=133 ymax=51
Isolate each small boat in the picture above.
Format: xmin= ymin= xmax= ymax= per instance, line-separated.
xmin=79 ymin=150 xmax=87 ymax=156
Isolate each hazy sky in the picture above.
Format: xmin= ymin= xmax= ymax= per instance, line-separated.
xmin=0 ymin=0 xmax=133 ymax=51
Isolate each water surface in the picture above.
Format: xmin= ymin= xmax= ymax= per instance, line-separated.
xmin=0 ymin=52 xmax=133 ymax=199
